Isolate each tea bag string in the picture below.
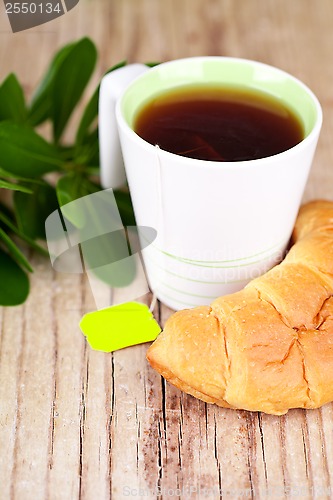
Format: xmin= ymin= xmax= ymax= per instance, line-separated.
xmin=154 ymin=144 xmax=166 ymax=249
xmin=149 ymin=144 xmax=166 ymax=310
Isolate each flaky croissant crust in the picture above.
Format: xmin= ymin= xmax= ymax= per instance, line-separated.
xmin=147 ymin=200 xmax=333 ymax=415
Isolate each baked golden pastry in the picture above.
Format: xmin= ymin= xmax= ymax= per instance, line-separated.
xmin=146 ymin=200 xmax=333 ymax=415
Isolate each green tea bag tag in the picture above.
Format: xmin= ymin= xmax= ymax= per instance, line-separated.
xmin=79 ymin=301 xmax=161 ymax=352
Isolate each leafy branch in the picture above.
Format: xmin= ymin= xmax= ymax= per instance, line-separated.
xmin=0 ymin=37 xmax=136 ymax=306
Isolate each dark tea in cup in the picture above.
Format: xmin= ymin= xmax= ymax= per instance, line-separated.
xmin=134 ymin=85 xmax=304 ymax=162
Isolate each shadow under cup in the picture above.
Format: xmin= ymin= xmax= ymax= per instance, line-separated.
xmin=116 ymin=57 xmax=322 ymax=311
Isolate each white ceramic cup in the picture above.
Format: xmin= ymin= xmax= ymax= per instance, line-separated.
xmin=99 ymin=57 xmax=322 ymax=311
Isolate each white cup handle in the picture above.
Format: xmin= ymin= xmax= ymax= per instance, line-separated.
xmin=99 ymin=64 xmax=150 ymax=189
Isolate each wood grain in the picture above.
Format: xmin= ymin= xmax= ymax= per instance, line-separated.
xmin=1 ymin=0 xmax=333 ymax=498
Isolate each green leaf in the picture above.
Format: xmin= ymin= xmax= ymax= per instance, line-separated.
xmin=0 ymin=179 xmax=33 ymax=193
xmin=58 ymin=145 xmax=76 ymax=161
xmin=0 ymin=207 xmax=48 ymax=256
xmin=0 ymin=73 xmax=27 ymax=123
xmin=0 ymin=227 xmax=33 ymax=272
xmin=0 ymin=203 xmax=14 ymax=236
xmin=75 ymin=87 xmax=99 ymax=147
xmin=52 ymin=38 xmax=97 ymax=143
xmin=0 ymin=167 xmax=45 ymax=184
xmin=0 ymin=122 xmax=62 ymax=177
xmin=28 ymin=41 xmax=77 ymax=126
xmin=75 ymin=128 xmax=99 ymax=166
xmin=0 ymin=248 xmax=29 ymax=306
xmin=113 ymin=189 xmax=136 ymax=226
xmin=83 ymin=166 xmax=100 ymax=176
xmin=56 ymin=172 xmax=83 ymax=205
xmin=145 ymin=61 xmax=160 ymax=68
xmin=0 ymin=202 xmax=14 ymax=232
xmin=57 ymin=172 xmax=99 ymax=206
xmin=14 ymin=181 xmax=59 ymax=240
xmin=75 ymin=60 xmax=127 ymax=146
xmin=56 ymin=173 xmax=99 ymax=227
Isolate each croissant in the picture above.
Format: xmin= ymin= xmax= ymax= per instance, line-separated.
xmin=146 ymin=200 xmax=333 ymax=415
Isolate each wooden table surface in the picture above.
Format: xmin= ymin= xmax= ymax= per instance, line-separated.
xmin=1 ymin=1 xmax=333 ymax=498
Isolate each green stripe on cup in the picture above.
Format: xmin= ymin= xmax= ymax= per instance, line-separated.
xmin=143 ymin=238 xmax=286 ymax=269
xmin=147 ymin=255 xmax=249 ymax=284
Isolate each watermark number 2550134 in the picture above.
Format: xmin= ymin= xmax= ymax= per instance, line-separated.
xmin=3 ymin=0 xmax=80 ymax=32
